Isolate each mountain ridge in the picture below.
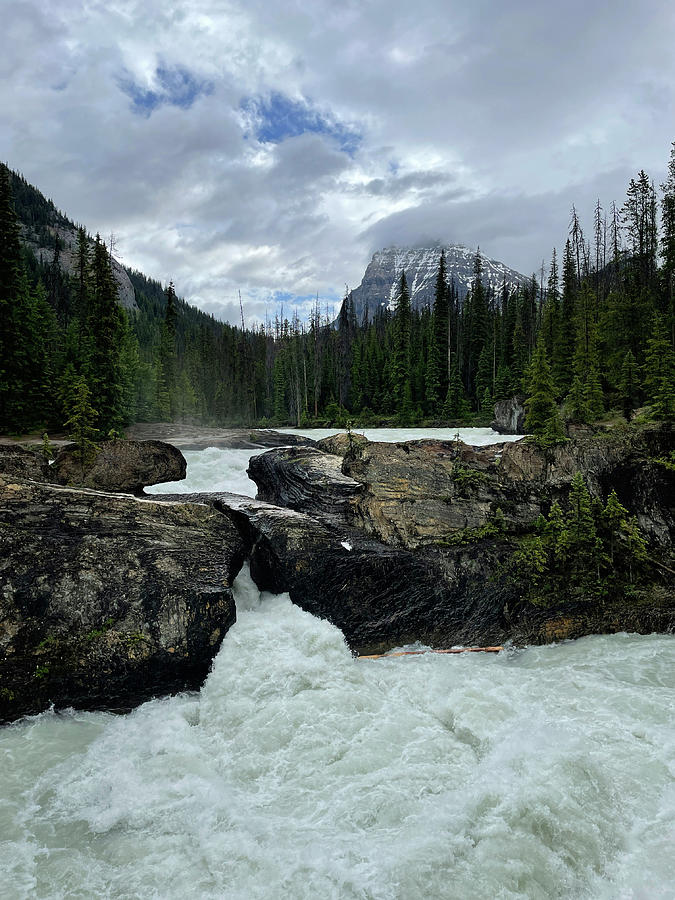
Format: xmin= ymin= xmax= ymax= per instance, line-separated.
xmin=350 ymin=243 xmax=527 ymax=322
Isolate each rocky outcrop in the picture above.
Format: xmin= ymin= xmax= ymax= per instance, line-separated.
xmin=0 ymin=476 xmax=246 ymax=722
xmin=249 ymin=426 xmax=675 ymax=549
xmin=23 ymin=224 xmax=138 ymax=312
xmin=491 ymin=396 xmax=526 ymax=434
xmin=236 ymin=427 xmax=674 ymax=651
xmin=162 ymin=492 xmax=520 ymax=655
xmin=316 ymin=432 xmax=369 ymax=456
xmin=0 ymin=444 xmax=51 ymax=481
xmin=249 ymin=446 xmax=362 ymax=523
xmin=50 ymin=439 xmax=186 ymax=493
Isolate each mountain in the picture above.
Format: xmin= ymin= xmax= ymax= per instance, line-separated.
xmin=8 ymin=169 xmax=138 ymax=311
xmin=349 ymin=244 xmax=528 ymax=322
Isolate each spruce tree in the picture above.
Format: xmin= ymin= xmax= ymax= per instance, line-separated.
xmin=391 ymin=271 xmax=411 ymax=408
xmin=443 ymin=355 xmax=471 ymax=420
xmin=524 ymin=334 xmax=558 ymax=434
xmin=565 ymin=375 xmax=589 ymax=424
xmin=88 ymin=235 xmax=128 ymax=432
xmin=0 ymin=166 xmax=24 ymax=427
xmin=272 ymin=354 xmax=287 ymax=422
xmin=63 ymin=375 xmax=100 ymax=470
xmin=561 ymin=472 xmax=602 ymax=585
xmin=432 ymin=250 xmax=449 ymax=399
xmin=643 ymin=313 xmax=675 ymax=418
xmin=618 ymin=350 xmax=639 ymax=419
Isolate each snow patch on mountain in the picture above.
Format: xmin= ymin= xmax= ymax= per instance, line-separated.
xmin=350 ymin=244 xmax=526 ymax=322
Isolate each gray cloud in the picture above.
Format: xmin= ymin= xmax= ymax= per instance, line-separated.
xmin=1 ymin=0 xmax=674 ymax=325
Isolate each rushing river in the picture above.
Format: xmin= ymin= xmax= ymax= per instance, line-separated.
xmin=2 ymin=429 xmax=674 ymax=899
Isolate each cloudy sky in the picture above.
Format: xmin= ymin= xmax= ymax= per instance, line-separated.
xmin=2 ymin=0 xmax=674 ymax=324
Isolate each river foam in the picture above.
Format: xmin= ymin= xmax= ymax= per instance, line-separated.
xmin=3 ymin=432 xmax=674 ymax=899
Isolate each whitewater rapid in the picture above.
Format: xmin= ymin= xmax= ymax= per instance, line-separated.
xmin=3 ymin=429 xmax=674 ymax=899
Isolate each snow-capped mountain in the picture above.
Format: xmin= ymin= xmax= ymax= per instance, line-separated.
xmin=349 ymin=244 xmax=527 ymax=322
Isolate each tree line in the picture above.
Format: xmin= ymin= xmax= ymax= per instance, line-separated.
xmin=1 ymin=147 xmax=675 ymax=438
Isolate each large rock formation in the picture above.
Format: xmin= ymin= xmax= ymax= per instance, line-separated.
xmin=491 ymin=396 xmax=527 ymax=435
xmin=0 ymin=476 xmax=245 ymax=722
xmin=22 ymin=224 xmax=138 ymax=312
xmin=249 ymin=427 xmax=675 ymax=549
xmin=50 ymin=439 xmax=186 ymax=493
xmin=2 ymin=425 xmax=673 ymax=722
xmin=249 ymin=445 xmax=361 ymax=523
xmin=349 ymin=244 xmax=525 ymax=323
xmin=0 ymin=444 xmax=51 ymax=481
xmin=235 ymin=426 xmax=674 ymax=652
xmin=153 ymin=491 xmax=519 ymax=656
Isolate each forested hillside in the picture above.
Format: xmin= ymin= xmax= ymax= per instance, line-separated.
xmin=1 ymin=150 xmax=674 ymax=438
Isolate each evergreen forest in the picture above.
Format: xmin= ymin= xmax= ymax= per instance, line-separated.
xmin=1 ymin=148 xmax=675 ymax=439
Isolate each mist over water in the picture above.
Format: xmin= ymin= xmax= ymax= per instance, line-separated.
xmin=3 ymin=431 xmax=674 ymax=899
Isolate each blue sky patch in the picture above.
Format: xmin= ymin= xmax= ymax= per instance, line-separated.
xmin=241 ymin=92 xmax=361 ymax=155
xmin=119 ymin=65 xmax=214 ymax=116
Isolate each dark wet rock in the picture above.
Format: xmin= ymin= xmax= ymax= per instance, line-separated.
xmin=0 ymin=476 xmax=246 ymax=722
xmin=50 ymin=439 xmax=186 ymax=494
xmin=491 ymin=396 xmax=526 ymax=434
xmin=248 ymin=446 xmax=362 ymax=523
xmin=0 ymin=444 xmax=51 ymax=482
xmin=206 ymin=493 xmax=519 ymax=654
xmin=174 ymin=491 xmax=674 ymax=656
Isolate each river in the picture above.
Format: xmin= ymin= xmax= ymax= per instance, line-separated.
xmin=2 ymin=429 xmax=674 ymax=899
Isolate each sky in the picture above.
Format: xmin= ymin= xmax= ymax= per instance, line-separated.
xmin=2 ymin=0 xmax=675 ymax=326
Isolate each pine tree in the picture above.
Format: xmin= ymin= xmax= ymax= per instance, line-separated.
xmin=88 ymin=235 xmax=128 ymax=432
xmin=565 ymin=375 xmax=589 ymax=424
xmin=0 ymin=165 xmax=25 ymax=426
xmin=391 ymin=271 xmax=411 ymax=408
xmin=432 ymin=250 xmax=449 ymax=399
xmin=558 ymin=240 xmax=577 ymax=393
xmin=524 ymin=334 xmax=558 ymax=434
xmin=443 ymin=355 xmax=471 ymax=420
xmin=603 ymin=489 xmax=629 ymax=566
xmin=661 ymin=142 xmax=675 ymax=336
xmin=475 ymin=343 xmax=493 ymax=406
xmin=618 ymin=350 xmax=639 ymax=419
xmin=272 ymin=354 xmax=287 ymax=422
xmin=493 ymin=364 xmax=513 ymax=402
xmin=643 ymin=313 xmax=675 ymax=418
xmin=63 ymin=375 xmax=100 ymax=471
xmin=561 ymin=472 xmax=602 ymax=585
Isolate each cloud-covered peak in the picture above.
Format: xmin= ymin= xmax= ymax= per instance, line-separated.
xmin=2 ymin=0 xmax=674 ymax=326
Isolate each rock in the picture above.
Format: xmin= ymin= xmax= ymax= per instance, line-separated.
xmin=23 ymin=223 xmax=138 ymax=312
xmin=224 ymin=427 xmax=675 ymax=651
xmin=248 ymin=428 xmax=675 ymax=550
xmin=316 ymin=432 xmax=368 ymax=456
xmin=248 ymin=430 xmax=318 ymax=449
xmin=0 ymin=444 xmax=51 ymax=481
xmin=491 ymin=396 xmax=527 ymax=434
xmin=248 ymin=446 xmax=362 ymax=523
xmin=206 ymin=493 xmax=519 ymax=654
xmin=51 ymin=439 xmax=186 ymax=493
xmin=248 ymin=439 xmax=543 ymax=549
xmin=0 ymin=476 xmax=246 ymax=722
